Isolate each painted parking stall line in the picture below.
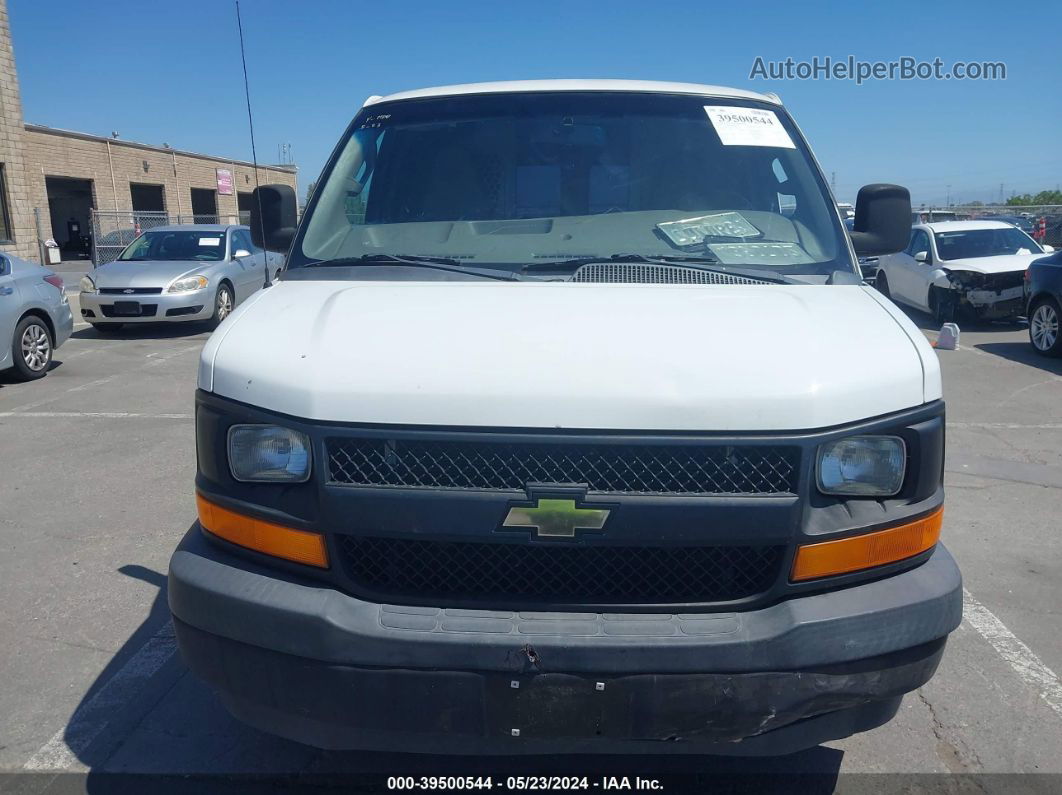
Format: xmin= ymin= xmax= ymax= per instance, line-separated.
xmin=962 ymin=589 xmax=1062 ymax=721
xmin=22 ymin=623 xmax=178 ymax=771
xmin=2 ymin=344 xmax=201 ymax=414
xmin=0 ymin=410 xmax=193 ymax=419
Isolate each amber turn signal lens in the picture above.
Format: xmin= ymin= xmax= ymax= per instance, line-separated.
xmin=196 ymin=493 xmax=328 ymax=568
xmin=791 ymin=507 xmax=943 ymax=582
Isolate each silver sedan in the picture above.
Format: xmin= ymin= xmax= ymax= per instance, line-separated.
xmin=79 ymin=224 xmax=284 ymax=332
xmin=0 ymin=253 xmax=74 ymax=380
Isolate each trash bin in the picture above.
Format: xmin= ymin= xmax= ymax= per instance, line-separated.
xmin=44 ymin=239 xmax=61 ymax=266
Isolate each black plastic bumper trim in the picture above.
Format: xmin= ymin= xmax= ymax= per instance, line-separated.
xmin=168 ymin=525 xmax=962 ymax=675
xmin=174 ymin=615 xmax=942 ymax=754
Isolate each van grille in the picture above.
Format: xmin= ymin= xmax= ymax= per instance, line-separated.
xmin=339 ymin=535 xmax=785 ymax=606
xmin=327 ymin=438 xmax=799 ymax=495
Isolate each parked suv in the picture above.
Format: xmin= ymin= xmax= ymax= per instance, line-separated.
xmin=168 ymin=80 xmax=961 ymax=755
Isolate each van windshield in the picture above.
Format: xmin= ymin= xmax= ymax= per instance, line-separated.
xmin=294 ymin=92 xmax=852 ymax=278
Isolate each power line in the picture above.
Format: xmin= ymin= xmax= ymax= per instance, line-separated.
xmin=235 ymin=0 xmax=270 ymax=290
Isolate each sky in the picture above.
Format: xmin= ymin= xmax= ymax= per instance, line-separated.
xmin=8 ymin=0 xmax=1061 ymax=207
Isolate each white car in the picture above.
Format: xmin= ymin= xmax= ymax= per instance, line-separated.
xmin=167 ymin=80 xmax=961 ymax=756
xmin=875 ymin=220 xmax=1052 ymax=322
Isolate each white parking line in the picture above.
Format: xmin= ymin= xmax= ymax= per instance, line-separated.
xmin=22 ymin=623 xmax=178 ymax=771
xmin=3 ymin=344 xmax=201 ymax=414
xmin=963 ymin=588 xmax=1062 ymax=720
xmin=949 ymin=422 xmax=1062 ymax=430
xmin=7 ymin=377 xmax=117 ymax=413
xmin=0 ymin=411 xmax=192 ymax=419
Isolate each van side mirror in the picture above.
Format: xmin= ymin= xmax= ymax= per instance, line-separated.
xmin=250 ymin=184 xmax=298 ymax=253
xmin=914 ymin=250 xmax=929 ymax=263
xmin=850 ymin=184 xmax=911 ymax=257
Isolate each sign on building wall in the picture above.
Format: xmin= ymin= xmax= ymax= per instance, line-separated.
xmin=216 ymin=168 xmax=234 ymax=195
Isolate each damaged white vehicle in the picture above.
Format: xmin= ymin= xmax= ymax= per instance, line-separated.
xmin=876 ymin=220 xmax=1052 ymax=322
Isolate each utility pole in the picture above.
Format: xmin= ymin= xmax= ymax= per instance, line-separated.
xmin=831 ymin=171 xmax=836 ymax=192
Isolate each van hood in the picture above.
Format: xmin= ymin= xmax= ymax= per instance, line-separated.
xmin=200 ymin=281 xmax=939 ymax=431
xmin=939 ymin=252 xmax=1042 ymax=275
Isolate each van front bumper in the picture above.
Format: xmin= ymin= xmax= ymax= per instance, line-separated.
xmin=168 ymin=527 xmax=962 ymax=755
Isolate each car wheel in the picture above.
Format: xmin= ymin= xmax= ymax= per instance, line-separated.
xmin=1029 ymin=297 xmax=1062 ymax=357
xmin=208 ymin=283 xmax=234 ymax=330
xmin=875 ymin=272 xmax=891 ymax=299
xmin=90 ymin=323 xmax=124 ymax=333
xmin=11 ymin=316 xmax=53 ymax=381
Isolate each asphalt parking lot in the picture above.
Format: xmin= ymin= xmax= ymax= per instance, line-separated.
xmin=1 ymin=293 xmax=1061 ymax=792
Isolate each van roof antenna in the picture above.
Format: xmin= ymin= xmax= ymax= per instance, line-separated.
xmin=235 ymin=0 xmax=271 ymax=290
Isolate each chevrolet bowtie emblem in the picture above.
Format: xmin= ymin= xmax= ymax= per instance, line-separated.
xmin=502 ymin=498 xmax=610 ymax=538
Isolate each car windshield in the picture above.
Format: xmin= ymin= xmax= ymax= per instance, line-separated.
xmin=933 ymin=227 xmax=1043 ymax=260
xmin=118 ymin=230 xmax=227 ymax=262
xmin=294 ymin=92 xmax=852 ymax=279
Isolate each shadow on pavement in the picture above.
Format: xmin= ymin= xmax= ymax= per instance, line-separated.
xmin=71 ymin=324 xmax=213 ymax=342
xmin=57 ymin=539 xmax=842 ymax=793
xmin=975 ymin=342 xmax=1062 ymax=374
xmin=898 ymin=304 xmax=1025 ymax=335
xmin=0 ymin=360 xmax=64 ymax=386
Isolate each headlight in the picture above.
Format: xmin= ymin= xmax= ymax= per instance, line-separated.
xmin=167 ymin=274 xmax=209 ymax=293
xmin=816 ymin=435 xmax=906 ymax=497
xmin=79 ymin=275 xmax=96 ymax=293
xmin=228 ymin=425 xmax=312 ymax=482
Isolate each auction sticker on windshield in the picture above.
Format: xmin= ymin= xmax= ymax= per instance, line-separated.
xmin=704 ymin=106 xmax=795 ymax=148
xmin=657 ymin=212 xmax=761 ymax=247
xmin=198 ymin=237 xmax=221 ymax=247
xmin=709 ymin=242 xmax=815 ymax=265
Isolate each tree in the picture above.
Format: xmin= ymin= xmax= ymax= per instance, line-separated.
xmin=304 ymin=180 xmax=317 ymax=206
xmin=1007 ymin=190 xmax=1062 ymax=206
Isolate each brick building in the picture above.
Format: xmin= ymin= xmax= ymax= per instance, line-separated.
xmin=0 ymin=0 xmax=296 ymax=263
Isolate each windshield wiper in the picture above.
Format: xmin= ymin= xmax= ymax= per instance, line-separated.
xmin=522 ymin=253 xmax=798 ymax=284
xmin=304 ymin=254 xmax=520 ymax=281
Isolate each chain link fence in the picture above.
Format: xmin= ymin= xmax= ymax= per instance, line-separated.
xmin=90 ymin=210 xmax=251 ymax=265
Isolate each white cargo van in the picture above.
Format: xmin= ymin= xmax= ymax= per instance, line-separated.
xmin=169 ymin=80 xmax=960 ymax=755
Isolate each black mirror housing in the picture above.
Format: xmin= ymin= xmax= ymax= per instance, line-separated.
xmin=850 ymin=184 xmax=911 ymax=257
xmin=250 ymin=184 xmax=298 ymax=253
